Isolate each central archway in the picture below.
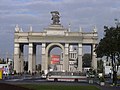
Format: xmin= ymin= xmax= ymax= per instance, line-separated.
xmin=46 ymin=43 xmax=65 ymax=71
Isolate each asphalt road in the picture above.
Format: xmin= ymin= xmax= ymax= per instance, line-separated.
xmin=0 ymin=75 xmax=120 ymax=90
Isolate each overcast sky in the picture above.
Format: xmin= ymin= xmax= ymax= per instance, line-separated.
xmin=0 ymin=0 xmax=120 ymax=59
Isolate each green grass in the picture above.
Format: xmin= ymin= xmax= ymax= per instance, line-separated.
xmin=20 ymin=84 xmax=100 ymax=90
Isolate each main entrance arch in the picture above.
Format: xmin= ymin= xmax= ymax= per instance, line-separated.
xmin=14 ymin=11 xmax=98 ymax=73
xmin=45 ymin=43 xmax=65 ymax=71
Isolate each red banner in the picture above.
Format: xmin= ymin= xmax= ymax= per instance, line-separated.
xmin=51 ymin=55 xmax=60 ymax=64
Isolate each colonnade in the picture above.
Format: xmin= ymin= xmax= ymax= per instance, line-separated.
xmin=14 ymin=43 xmax=36 ymax=73
xmin=14 ymin=43 xmax=97 ymax=73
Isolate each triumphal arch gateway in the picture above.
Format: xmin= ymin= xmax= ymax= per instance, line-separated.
xmin=14 ymin=11 xmax=98 ymax=73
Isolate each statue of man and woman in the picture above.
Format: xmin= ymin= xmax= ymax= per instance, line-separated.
xmin=51 ymin=11 xmax=60 ymax=25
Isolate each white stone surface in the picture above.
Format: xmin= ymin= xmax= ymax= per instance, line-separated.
xmin=46 ymin=30 xmax=65 ymax=35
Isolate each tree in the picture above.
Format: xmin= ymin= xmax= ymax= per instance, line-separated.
xmin=95 ymin=25 xmax=120 ymax=86
xmin=97 ymin=59 xmax=104 ymax=73
xmin=82 ymin=53 xmax=91 ymax=67
xmin=0 ymin=58 xmax=2 ymax=64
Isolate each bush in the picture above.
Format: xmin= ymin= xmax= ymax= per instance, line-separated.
xmin=99 ymin=76 xmax=105 ymax=82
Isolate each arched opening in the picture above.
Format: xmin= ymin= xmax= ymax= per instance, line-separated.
xmin=46 ymin=43 xmax=64 ymax=71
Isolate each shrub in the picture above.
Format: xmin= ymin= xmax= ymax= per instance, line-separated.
xmin=99 ymin=76 xmax=105 ymax=82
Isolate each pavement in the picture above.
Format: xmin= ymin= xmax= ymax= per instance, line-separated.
xmin=0 ymin=75 xmax=120 ymax=90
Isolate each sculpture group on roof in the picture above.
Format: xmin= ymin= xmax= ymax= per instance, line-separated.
xmin=51 ymin=11 xmax=60 ymax=25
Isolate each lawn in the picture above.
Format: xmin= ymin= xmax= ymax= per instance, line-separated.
xmin=21 ymin=84 xmax=100 ymax=90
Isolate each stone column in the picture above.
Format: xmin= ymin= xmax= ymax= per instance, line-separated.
xmin=20 ymin=44 xmax=24 ymax=73
xmin=91 ymin=44 xmax=97 ymax=70
xmin=63 ymin=43 xmax=69 ymax=71
xmin=41 ymin=43 xmax=46 ymax=71
xmin=78 ymin=43 xmax=82 ymax=72
xmin=33 ymin=44 xmax=36 ymax=73
xmin=28 ymin=43 xmax=33 ymax=73
xmin=14 ymin=43 xmax=21 ymax=73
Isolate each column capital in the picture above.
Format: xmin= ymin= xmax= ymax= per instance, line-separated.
xmin=29 ymin=43 xmax=33 ymax=47
xmin=42 ymin=43 xmax=46 ymax=48
xmin=78 ymin=43 xmax=82 ymax=48
xmin=14 ymin=43 xmax=20 ymax=48
xmin=92 ymin=44 xmax=96 ymax=47
xmin=65 ymin=43 xmax=69 ymax=48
